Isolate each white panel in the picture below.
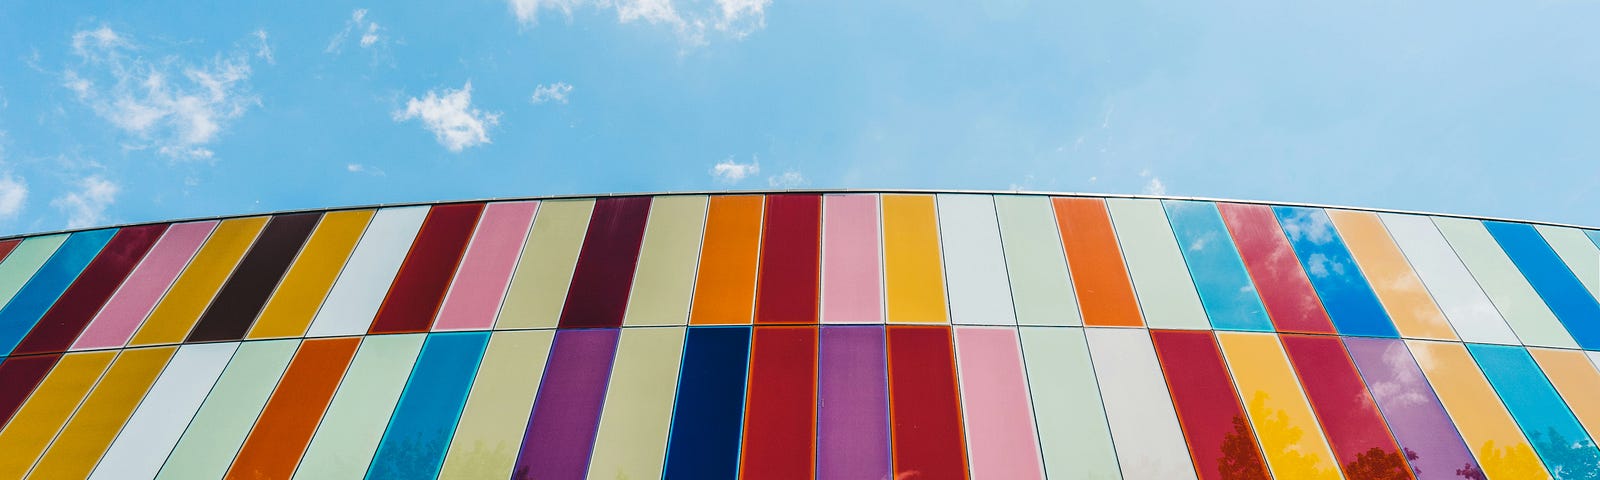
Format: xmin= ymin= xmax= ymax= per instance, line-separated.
xmin=1379 ymin=213 xmax=1521 ymax=345
xmin=305 ymin=206 xmax=429 ymax=337
xmin=1083 ymin=327 xmax=1197 ymax=480
xmin=936 ymin=194 xmax=1016 ymax=325
xmin=1106 ymin=198 xmax=1208 ymax=329
xmin=1432 ymin=216 xmax=1577 ymax=348
xmin=88 ymin=342 xmax=240 ymax=480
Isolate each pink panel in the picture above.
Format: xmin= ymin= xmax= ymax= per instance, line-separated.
xmin=432 ymin=201 xmax=539 ymax=331
xmin=70 ymin=221 xmax=218 ymax=350
xmin=954 ymin=327 xmax=1045 ymax=479
xmin=821 ymin=195 xmax=883 ymax=324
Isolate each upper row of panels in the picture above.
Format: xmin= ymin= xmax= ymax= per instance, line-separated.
xmin=1 ymin=193 xmax=1599 ymax=356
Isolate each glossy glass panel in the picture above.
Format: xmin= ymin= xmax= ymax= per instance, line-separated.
xmin=432 ymin=201 xmax=539 ymax=331
xmin=247 ymin=210 xmax=373 ymax=338
xmin=954 ymin=327 xmax=1044 ymax=479
xmin=1325 ymin=210 xmax=1458 ymax=340
xmin=755 ymin=194 xmax=822 ymax=324
xmin=740 ymin=326 xmax=820 ymax=477
xmin=1405 ymin=340 xmax=1546 ymax=479
xmin=367 ymin=332 xmax=490 ymax=480
xmin=89 ymin=342 xmax=237 ymax=480
xmin=495 ymin=199 xmax=593 ymax=329
xmin=0 ymin=229 xmax=116 ymax=354
xmin=882 ymin=194 xmax=948 ymax=324
xmin=293 ymin=334 xmax=426 ymax=479
xmin=886 ymin=325 xmax=968 ymax=478
xmin=1056 ymin=198 xmax=1143 ymax=327
xmin=31 ymin=345 xmax=175 ymax=479
xmin=1162 ymin=200 xmax=1274 ymax=332
xmin=621 ymin=196 xmax=706 ymax=326
xmin=1468 ymin=343 xmax=1600 ymax=475
xmin=0 ymin=235 xmax=70 ymax=310
xmin=821 ymin=194 xmax=884 ymax=324
xmin=514 ymin=328 xmax=619 ymax=478
xmin=302 ymin=207 xmax=428 ymax=337
xmin=1485 ymin=220 xmax=1600 ymax=349
xmin=12 ymin=224 xmax=165 ymax=355
xmin=438 ymin=330 xmax=554 ymax=480
xmin=1278 ymin=334 xmax=1408 ymax=476
xmin=1217 ymin=203 xmax=1336 ymax=334
xmin=816 ymin=326 xmax=891 ymax=480
xmin=1527 ymin=348 xmax=1600 ymax=445
xmin=0 ymin=239 xmax=18 ymax=263
xmin=1151 ymin=329 xmax=1269 ymax=480
xmin=663 ymin=326 xmax=751 ymax=479
xmin=995 ymin=196 xmax=1080 ymax=326
xmin=1380 ymin=214 xmax=1520 ymax=344
xmin=586 ymin=327 xmax=685 ymax=480
xmin=1536 ymin=225 xmax=1600 ymax=301
xmin=369 ymin=204 xmax=484 ymax=333
xmin=130 ymin=218 xmax=266 ymax=345
xmin=1215 ymin=331 xmax=1341 ymax=479
xmin=688 ymin=195 xmax=763 ymax=325
xmin=1434 ymin=217 xmax=1577 ymax=348
xmin=1108 ymin=198 xmax=1208 ymax=329
xmin=186 ymin=213 xmax=321 ymax=342
xmin=157 ymin=339 xmax=298 ymax=480
xmin=1084 ymin=327 xmax=1197 ymax=479
xmin=559 ymin=197 xmax=651 ymax=328
xmin=73 ymin=222 xmax=215 ymax=350
xmin=1018 ymin=327 xmax=1120 ymax=478
xmin=0 ymin=350 xmax=114 ymax=479
xmin=0 ymin=354 xmax=60 ymax=429
xmin=1274 ymin=207 xmax=1399 ymax=337
xmin=938 ymin=194 xmax=1016 ymax=326
xmin=226 ymin=337 xmax=360 ymax=479
xmin=1343 ymin=337 xmax=1478 ymax=480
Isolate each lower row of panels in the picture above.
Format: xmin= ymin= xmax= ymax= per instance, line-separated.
xmin=0 ymin=326 xmax=1598 ymax=480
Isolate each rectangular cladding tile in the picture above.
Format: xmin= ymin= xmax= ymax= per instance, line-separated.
xmin=1342 ymin=337 xmax=1478 ymax=480
xmin=585 ymin=326 xmax=685 ymax=480
xmin=224 ymin=337 xmax=361 ymax=480
xmin=438 ymin=330 xmax=553 ymax=480
xmin=11 ymin=224 xmax=166 ymax=356
xmin=1325 ymin=210 xmax=1458 ymax=340
xmin=72 ymin=221 xmax=216 ymax=350
xmin=886 ymin=325 xmax=968 ymax=478
xmin=369 ymin=204 xmax=486 ymax=334
xmin=938 ymin=195 xmax=1017 ymax=326
xmin=953 ymin=327 xmax=1044 ymax=479
xmin=1018 ymin=327 xmax=1120 ymax=478
xmin=88 ymin=342 xmax=239 ymax=480
xmin=291 ymin=334 xmax=426 ymax=480
xmin=557 ymin=197 xmax=651 ymax=329
xmin=620 ymin=196 xmax=707 ymax=327
xmin=366 ymin=332 xmax=491 ymax=480
xmin=493 ymin=200 xmax=593 ymax=329
xmin=663 ymin=326 xmax=751 ymax=479
xmin=815 ymin=326 xmax=891 ymax=480
xmin=0 ymin=229 xmax=117 ymax=354
xmin=1151 ymin=329 xmax=1270 ymax=480
xmin=820 ymin=195 xmax=884 ymax=324
xmin=882 ymin=195 xmax=948 ymax=324
xmin=1161 ymin=200 xmax=1274 ymax=332
xmin=130 ymin=217 xmax=267 ymax=345
xmin=1216 ymin=203 xmax=1335 ymax=334
xmin=689 ymin=196 xmax=764 ymax=325
xmin=1214 ymin=331 xmax=1342 ymax=479
xmin=246 ymin=210 xmax=374 ymax=338
xmin=995 ymin=196 xmax=1080 ymax=326
xmin=433 ymin=201 xmax=539 ymax=331
xmin=1085 ymin=327 xmax=1197 ymax=479
xmin=513 ymin=328 xmax=619 ymax=479
xmin=1055 ymin=198 xmax=1143 ymax=327
xmin=30 ymin=345 xmax=177 ymax=479
xmin=755 ymin=194 xmax=822 ymax=325
xmin=0 ymin=350 xmax=115 ymax=479
xmin=187 ymin=212 xmax=323 ymax=342
xmin=1107 ymin=198 xmax=1209 ymax=329
xmin=739 ymin=326 xmax=820 ymax=477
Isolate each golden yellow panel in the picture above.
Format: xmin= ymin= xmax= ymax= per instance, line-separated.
xmin=1406 ymin=340 xmax=1548 ymax=479
xmin=128 ymin=217 xmax=268 ymax=345
xmin=0 ymin=351 xmax=117 ymax=478
xmin=495 ymin=200 xmax=594 ymax=329
xmin=30 ymin=346 xmax=176 ymax=479
xmin=1215 ymin=332 xmax=1341 ymax=479
xmin=882 ymin=194 xmax=947 ymax=324
xmin=247 ymin=210 xmax=375 ymax=338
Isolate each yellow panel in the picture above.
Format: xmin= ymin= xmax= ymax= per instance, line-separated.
xmin=882 ymin=194 xmax=947 ymax=323
xmin=30 ymin=346 xmax=176 ymax=479
xmin=1528 ymin=348 xmax=1600 ymax=441
xmin=248 ymin=210 xmax=375 ymax=338
xmin=129 ymin=217 xmax=268 ymax=345
xmin=495 ymin=200 xmax=594 ymax=329
xmin=1406 ymin=340 xmax=1548 ymax=479
xmin=1326 ymin=210 xmax=1458 ymax=340
xmin=438 ymin=330 xmax=555 ymax=479
xmin=587 ymin=327 xmax=686 ymax=479
xmin=0 ymin=351 xmax=116 ymax=479
xmin=1215 ymin=332 xmax=1341 ymax=479
xmin=623 ymin=196 xmax=706 ymax=326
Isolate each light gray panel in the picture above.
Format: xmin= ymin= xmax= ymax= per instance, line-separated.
xmin=1432 ymin=216 xmax=1576 ymax=348
xmin=304 ymin=206 xmax=429 ymax=337
xmin=937 ymin=194 xmax=1016 ymax=325
xmin=1380 ymin=213 xmax=1521 ymax=345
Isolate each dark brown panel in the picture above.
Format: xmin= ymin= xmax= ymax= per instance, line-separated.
xmin=186 ymin=213 xmax=321 ymax=342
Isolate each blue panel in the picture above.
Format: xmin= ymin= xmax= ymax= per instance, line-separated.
xmin=1587 ymin=230 xmax=1600 ymax=251
xmin=0 ymin=229 xmax=116 ymax=355
xmin=1161 ymin=201 xmax=1274 ymax=331
xmin=664 ymin=326 xmax=751 ymax=480
xmin=366 ymin=331 xmax=491 ymax=480
xmin=1467 ymin=343 xmax=1600 ymax=475
xmin=1272 ymin=206 xmax=1399 ymax=337
xmin=1486 ymin=221 xmax=1600 ymax=349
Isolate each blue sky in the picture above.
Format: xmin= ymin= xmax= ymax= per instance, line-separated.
xmin=1 ymin=1 xmax=1598 ymax=235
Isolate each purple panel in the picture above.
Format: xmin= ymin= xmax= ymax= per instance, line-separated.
xmin=1344 ymin=337 xmax=1479 ymax=479
xmin=558 ymin=197 xmax=651 ymax=329
xmin=816 ymin=325 xmax=891 ymax=480
xmin=514 ymin=328 xmax=621 ymax=479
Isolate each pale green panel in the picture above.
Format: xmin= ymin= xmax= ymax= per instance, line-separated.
xmin=1536 ymin=225 xmax=1600 ymax=300
xmin=587 ymin=326 xmax=687 ymax=480
xmin=623 ymin=195 xmax=708 ymax=326
xmin=293 ymin=334 xmax=427 ymax=479
xmin=938 ymin=194 xmax=1017 ymax=325
xmin=0 ymin=235 xmax=69 ymax=308
xmin=1433 ymin=217 xmax=1577 ymax=348
xmin=1106 ymin=198 xmax=1209 ymax=329
xmin=155 ymin=339 xmax=299 ymax=480
xmin=995 ymin=196 xmax=1081 ymax=326
xmin=438 ymin=330 xmax=555 ymax=479
xmin=1019 ymin=327 xmax=1121 ymax=479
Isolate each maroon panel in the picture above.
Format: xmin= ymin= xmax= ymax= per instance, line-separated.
xmin=887 ymin=325 xmax=968 ymax=479
xmin=740 ymin=326 xmax=820 ymax=477
xmin=0 ymin=354 xmax=61 ymax=430
xmin=0 ymin=239 xmax=21 ymax=264
xmin=1151 ymin=329 xmax=1269 ymax=480
xmin=11 ymin=224 xmax=167 ymax=355
xmin=1216 ymin=203 xmax=1336 ymax=334
xmin=368 ymin=204 xmax=485 ymax=334
xmin=557 ymin=197 xmax=652 ymax=329
xmin=755 ymin=194 xmax=822 ymax=324
xmin=1280 ymin=334 xmax=1411 ymax=477
xmin=188 ymin=212 xmax=323 ymax=342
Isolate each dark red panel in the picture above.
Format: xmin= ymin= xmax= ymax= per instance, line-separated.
xmin=1216 ymin=203 xmax=1336 ymax=334
xmin=1151 ymin=329 xmax=1269 ymax=480
xmin=887 ymin=325 xmax=968 ymax=479
xmin=740 ymin=326 xmax=819 ymax=477
xmin=755 ymin=194 xmax=822 ymax=324
xmin=0 ymin=239 xmax=21 ymax=264
xmin=0 ymin=353 xmax=61 ymax=430
xmin=188 ymin=213 xmax=323 ymax=342
xmin=368 ymin=204 xmax=485 ymax=334
xmin=558 ymin=197 xmax=651 ymax=329
xmin=11 ymin=224 xmax=167 ymax=355
xmin=1280 ymin=334 xmax=1412 ymax=478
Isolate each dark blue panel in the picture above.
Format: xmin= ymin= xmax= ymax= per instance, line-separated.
xmin=664 ymin=326 xmax=751 ymax=480
xmin=0 ymin=229 xmax=116 ymax=355
xmin=1272 ymin=206 xmax=1399 ymax=337
xmin=1162 ymin=201 xmax=1274 ymax=331
xmin=1485 ymin=221 xmax=1600 ymax=349
xmin=366 ymin=331 xmax=491 ymax=480
xmin=1467 ymin=343 xmax=1600 ymax=475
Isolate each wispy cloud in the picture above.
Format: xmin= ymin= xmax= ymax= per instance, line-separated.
xmin=346 ymin=163 xmax=385 ymax=176
xmin=0 ymin=173 xmax=26 ymax=221
xmin=52 ymin=175 xmax=117 ymax=228
xmin=530 ymin=82 xmax=573 ymax=104
xmin=251 ymin=29 xmax=274 ymax=65
xmin=393 ymin=81 xmax=500 ymax=152
xmin=709 ymin=156 xmax=759 ymax=183
xmin=1139 ymin=168 xmax=1166 ymax=195
xmin=327 ymin=9 xmax=386 ymax=53
xmin=768 ymin=170 xmax=806 ymax=188
xmin=508 ymin=0 xmax=770 ymax=45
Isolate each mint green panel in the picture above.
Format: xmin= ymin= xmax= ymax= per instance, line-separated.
xmin=1433 ymin=217 xmax=1577 ymax=348
xmin=1019 ymin=327 xmax=1121 ymax=479
xmin=995 ymin=196 xmax=1081 ymax=326
xmin=293 ymin=334 xmax=427 ymax=479
xmin=1106 ymin=198 xmax=1208 ymax=329
xmin=155 ymin=339 xmax=299 ymax=480
xmin=0 ymin=235 xmax=69 ymax=309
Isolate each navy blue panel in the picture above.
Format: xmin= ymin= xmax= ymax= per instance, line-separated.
xmin=1162 ymin=200 xmax=1274 ymax=331
xmin=1272 ymin=206 xmax=1399 ymax=337
xmin=1485 ymin=221 xmax=1600 ymax=349
xmin=0 ymin=229 xmax=116 ymax=355
xmin=1468 ymin=343 xmax=1600 ymax=474
xmin=664 ymin=326 xmax=752 ymax=480
xmin=366 ymin=331 xmax=491 ymax=480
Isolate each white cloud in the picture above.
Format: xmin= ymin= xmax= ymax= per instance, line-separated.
xmin=767 ymin=170 xmax=806 ymax=188
xmin=251 ymin=29 xmax=274 ymax=65
xmin=709 ymin=157 xmax=759 ymax=183
xmin=530 ymin=82 xmax=573 ymax=104
xmin=393 ymin=81 xmax=500 ymax=152
xmin=53 ymin=175 xmax=118 ymax=228
xmin=1142 ymin=176 xmax=1166 ymax=195
xmin=0 ymin=173 xmax=26 ymax=221
xmin=508 ymin=0 xmax=770 ymax=45
xmin=328 ymin=9 xmax=386 ymax=53
xmin=347 ymin=163 xmax=385 ymax=176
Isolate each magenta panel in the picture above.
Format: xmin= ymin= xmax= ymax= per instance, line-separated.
xmin=432 ymin=201 xmax=538 ymax=331
xmin=71 ymin=221 xmax=216 ymax=351
xmin=816 ymin=325 xmax=891 ymax=480
xmin=821 ymin=195 xmax=883 ymax=324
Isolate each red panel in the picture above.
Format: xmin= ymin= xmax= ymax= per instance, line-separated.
xmin=370 ymin=204 xmax=485 ymax=334
xmin=0 ymin=239 xmax=21 ymax=264
xmin=0 ymin=354 xmax=61 ymax=430
xmin=558 ymin=197 xmax=652 ymax=329
xmin=755 ymin=194 xmax=822 ymax=324
xmin=887 ymin=325 xmax=969 ymax=479
xmin=1280 ymin=334 xmax=1412 ymax=478
xmin=1216 ymin=203 xmax=1336 ymax=334
xmin=12 ymin=224 xmax=167 ymax=355
xmin=739 ymin=326 xmax=819 ymax=478
xmin=1151 ymin=330 xmax=1269 ymax=480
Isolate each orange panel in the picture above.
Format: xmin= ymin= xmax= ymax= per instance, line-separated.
xmin=883 ymin=195 xmax=947 ymax=324
xmin=689 ymin=195 xmax=764 ymax=325
xmin=1326 ymin=210 xmax=1457 ymax=340
xmin=1053 ymin=198 xmax=1142 ymax=327
xmin=224 ymin=337 xmax=361 ymax=480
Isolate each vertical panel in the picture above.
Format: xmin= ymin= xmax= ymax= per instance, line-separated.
xmin=1485 ymin=220 xmax=1600 ymax=349
xmin=292 ymin=334 xmax=426 ymax=479
xmin=1468 ymin=343 xmax=1600 ymax=475
xmin=740 ymin=326 xmax=819 ymax=477
xmin=89 ymin=342 xmax=238 ymax=480
xmin=815 ymin=326 xmax=891 ymax=480
xmin=225 ymin=337 xmax=360 ymax=480
xmin=1108 ymin=198 xmax=1209 ymax=329
xmin=0 ymin=229 xmax=116 ymax=354
xmin=1527 ymin=348 xmax=1600 ymax=447
xmin=1343 ymin=338 xmax=1479 ymax=480
xmin=433 ymin=201 xmax=539 ymax=331
xmin=1163 ymin=200 xmax=1274 ymax=332
xmin=302 ymin=207 xmax=428 ymax=337
xmin=689 ymin=196 xmax=764 ymax=325
xmin=366 ymin=332 xmax=490 ymax=480
xmin=0 ymin=354 xmax=61 ymax=429
xmin=514 ymin=328 xmax=620 ymax=478
xmin=938 ymin=194 xmax=1016 ymax=326
xmin=1019 ymin=327 xmax=1121 ymax=478
xmin=821 ymin=194 xmax=884 ymax=324
xmin=0 ymin=350 xmax=115 ymax=479
xmin=187 ymin=213 xmax=322 ymax=342
xmin=954 ymin=327 xmax=1044 ymax=479
xmin=247 ymin=210 xmax=373 ymax=338
xmin=1274 ymin=207 xmax=1400 ymax=337
xmin=495 ymin=199 xmax=594 ymax=329
xmin=1085 ymin=327 xmax=1197 ymax=479
xmin=883 ymin=194 xmax=948 ymax=324
xmin=1380 ymin=214 xmax=1520 ymax=344
xmin=11 ymin=224 xmax=166 ymax=355
xmin=73 ymin=222 xmax=215 ymax=350
xmin=886 ymin=325 xmax=968 ymax=478
xmin=1151 ymin=329 xmax=1269 ymax=480
xmin=1278 ymin=334 xmax=1409 ymax=476
xmin=663 ymin=326 xmax=751 ymax=479
xmin=0 ymin=235 xmax=70 ymax=311
xmin=995 ymin=196 xmax=1080 ymax=326
xmin=1325 ymin=210 xmax=1458 ymax=340
xmin=755 ymin=194 xmax=822 ymax=324
xmin=558 ymin=197 xmax=651 ymax=329
xmin=586 ymin=326 xmax=685 ymax=480
xmin=438 ymin=330 xmax=554 ymax=480
xmin=622 ymin=196 xmax=706 ymax=326
xmin=1434 ymin=217 xmax=1577 ymax=348
xmin=1056 ymin=198 xmax=1143 ymax=327
xmin=1405 ymin=340 xmax=1547 ymax=479
xmin=1217 ymin=203 xmax=1336 ymax=334
xmin=130 ymin=217 xmax=267 ymax=345
xmin=369 ymin=204 xmax=485 ymax=334
xmin=31 ymin=345 xmax=176 ymax=479
xmin=156 ymin=339 xmax=299 ymax=480
xmin=1537 ymin=225 xmax=1600 ymax=300
xmin=1215 ymin=331 xmax=1341 ymax=479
